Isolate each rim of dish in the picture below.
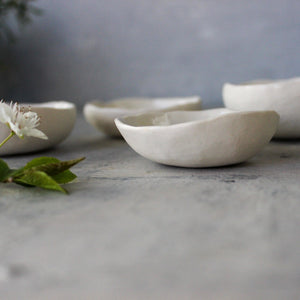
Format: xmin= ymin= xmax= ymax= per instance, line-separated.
xmin=23 ymin=101 xmax=76 ymax=109
xmin=115 ymin=109 xmax=279 ymax=130
xmin=224 ymin=77 xmax=300 ymax=87
xmin=85 ymin=96 xmax=201 ymax=109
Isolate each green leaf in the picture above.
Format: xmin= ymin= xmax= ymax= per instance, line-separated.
xmin=0 ymin=159 xmax=14 ymax=182
xmin=52 ymin=170 xmax=77 ymax=184
xmin=14 ymin=170 xmax=67 ymax=194
xmin=23 ymin=157 xmax=60 ymax=169
xmin=12 ymin=157 xmax=60 ymax=177
xmin=0 ymin=159 xmax=10 ymax=181
xmin=1 ymin=156 xmax=85 ymax=194
xmin=22 ymin=157 xmax=84 ymax=176
xmin=14 ymin=157 xmax=85 ymax=179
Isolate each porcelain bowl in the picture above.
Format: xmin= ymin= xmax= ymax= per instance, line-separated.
xmin=0 ymin=101 xmax=76 ymax=156
xmin=223 ymin=77 xmax=300 ymax=138
xmin=83 ymin=96 xmax=201 ymax=137
xmin=115 ymin=108 xmax=279 ymax=168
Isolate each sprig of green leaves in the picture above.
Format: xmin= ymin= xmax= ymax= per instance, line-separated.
xmin=0 ymin=156 xmax=85 ymax=194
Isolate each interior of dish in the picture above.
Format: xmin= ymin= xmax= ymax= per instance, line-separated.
xmin=120 ymin=108 xmax=233 ymax=127
xmin=91 ymin=97 xmax=199 ymax=110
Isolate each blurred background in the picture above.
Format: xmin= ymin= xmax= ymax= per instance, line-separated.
xmin=0 ymin=0 xmax=299 ymax=108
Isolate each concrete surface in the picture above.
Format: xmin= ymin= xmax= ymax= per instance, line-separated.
xmin=0 ymin=116 xmax=300 ymax=299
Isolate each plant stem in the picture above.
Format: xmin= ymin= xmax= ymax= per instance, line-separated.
xmin=0 ymin=131 xmax=15 ymax=148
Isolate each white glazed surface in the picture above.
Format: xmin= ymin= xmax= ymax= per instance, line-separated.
xmin=115 ymin=108 xmax=279 ymax=168
xmin=223 ymin=77 xmax=300 ymax=138
xmin=83 ymin=96 xmax=202 ymax=137
xmin=0 ymin=101 xmax=76 ymax=155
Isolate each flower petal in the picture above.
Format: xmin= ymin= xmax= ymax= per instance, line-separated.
xmin=1 ymin=101 xmax=48 ymax=140
xmin=8 ymin=122 xmax=23 ymax=138
xmin=0 ymin=102 xmax=12 ymax=123
xmin=26 ymin=128 xmax=48 ymax=140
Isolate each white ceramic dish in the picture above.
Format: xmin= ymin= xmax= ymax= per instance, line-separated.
xmin=0 ymin=101 xmax=76 ymax=155
xmin=223 ymin=77 xmax=300 ymax=138
xmin=115 ymin=108 xmax=279 ymax=168
xmin=83 ymin=96 xmax=202 ymax=137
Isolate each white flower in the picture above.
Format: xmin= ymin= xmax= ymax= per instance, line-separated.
xmin=0 ymin=101 xmax=48 ymax=140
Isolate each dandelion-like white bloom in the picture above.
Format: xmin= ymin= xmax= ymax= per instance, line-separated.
xmin=0 ymin=101 xmax=48 ymax=140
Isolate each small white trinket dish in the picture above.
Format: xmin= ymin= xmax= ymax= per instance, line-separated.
xmin=223 ymin=77 xmax=300 ymax=138
xmin=115 ymin=108 xmax=279 ymax=168
xmin=83 ymin=96 xmax=202 ymax=137
xmin=0 ymin=101 xmax=76 ymax=156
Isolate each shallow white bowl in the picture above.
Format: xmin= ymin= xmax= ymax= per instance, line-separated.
xmin=115 ymin=108 xmax=279 ymax=168
xmin=223 ymin=77 xmax=300 ymax=138
xmin=83 ymin=96 xmax=201 ymax=137
xmin=0 ymin=101 xmax=76 ymax=156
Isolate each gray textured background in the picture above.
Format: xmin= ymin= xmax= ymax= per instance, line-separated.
xmin=1 ymin=0 xmax=300 ymax=108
